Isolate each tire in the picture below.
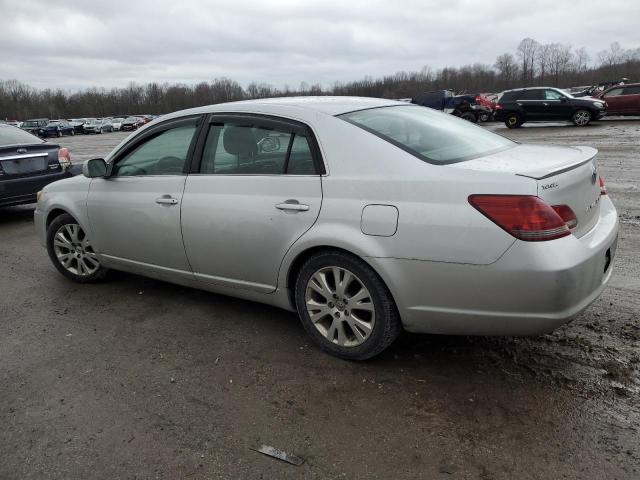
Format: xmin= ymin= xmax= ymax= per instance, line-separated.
xmin=459 ymin=112 xmax=478 ymax=123
xmin=505 ymin=113 xmax=522 ymax=129
xmin=572 ymin=109 xmax=592 ymax=127
xmin=294 ymin=250 xmax=402 ymax=360
xmin=46 ymin=213 xmax=109 ymax=283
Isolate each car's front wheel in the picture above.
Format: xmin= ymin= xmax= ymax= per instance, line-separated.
xmin=459 ymin=112 xmax=478 ymax=123
xmin=295 ymin=250 xmax=402 ymax=360
xmin=46 ymin=213 xmax=109 ymax=283
xmin=572 ymin=109 xmax=592 ymax=126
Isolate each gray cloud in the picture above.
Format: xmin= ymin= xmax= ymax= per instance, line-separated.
xmin=1 ymin=0 xmax=639 ymax=90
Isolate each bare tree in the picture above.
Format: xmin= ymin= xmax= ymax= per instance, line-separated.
xmin=517 ymin=38 xmax=539 ymax=83
xmin=598 ymin=42 xmax=627 ymax=67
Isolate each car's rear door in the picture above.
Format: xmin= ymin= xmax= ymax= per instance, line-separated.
xmin=181 ymin=114 xmax=324 ymax=293
xmin=86 ymin=115 xmax=201 ymax=274
xmin=517 ymin=89 xmax=546 ymax=119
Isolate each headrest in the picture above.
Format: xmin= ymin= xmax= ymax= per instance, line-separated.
xmin=223 ymin=126 xmax=257 ymax=156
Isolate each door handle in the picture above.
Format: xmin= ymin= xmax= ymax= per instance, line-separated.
xmin=276 ymin=202 xmax=309 ymax=212
xmin=156 ymin=196 xmax=178 ymax=205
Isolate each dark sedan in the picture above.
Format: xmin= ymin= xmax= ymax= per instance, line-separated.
xmin=39 ymin=120 xmax=75 ymax=138
xmin=21 ymin=118 xmax=49 ymax=137
xmin=0 ymin=124 xmax=73 ymax=207
xmin=120 ymin=116 xmax=143 ymax=131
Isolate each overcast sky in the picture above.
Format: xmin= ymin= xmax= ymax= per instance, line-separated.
xmin=1 ymin=0 xmax=638 ymax=91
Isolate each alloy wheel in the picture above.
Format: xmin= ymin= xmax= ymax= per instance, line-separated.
xmin=52 ymin=223 xmax=100 ymax=276
xmin=305 ymin=266 xmax=375 ymax=347
xmin=573 ymin=110 xmax=591 ymax=126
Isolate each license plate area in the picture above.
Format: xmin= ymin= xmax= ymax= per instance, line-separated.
xmin=1 ymin=156 xmax=48 ymax=175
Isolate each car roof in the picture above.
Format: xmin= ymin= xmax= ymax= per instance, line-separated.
xmin=164 ymin=96 xmax=406 ymax=120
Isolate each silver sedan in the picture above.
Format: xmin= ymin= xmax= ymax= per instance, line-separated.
xmin=34 ymin=97 xmax=619 ymax=359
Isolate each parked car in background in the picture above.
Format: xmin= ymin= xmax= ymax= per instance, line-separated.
xmin=411 ymin=90 xmax=491 ymax=123
xmin=0 ymin=124 xmax=73 ymax=207
xmin=571 ymin=78 xmax=630 ymax=98
xmin=100 ymin=118 xmax=115 ymax=133
xmin=4 ymin=120 xmax=22 ymax=128
xmin=595 ymin=83 xmax=640 ymax=116
xmin=83 ymin=118 xmax=112 ymax=134
xmin=21 ymin=119 xmax=48 ymax=136
xmin=494 ymin=87 xmax=606 ymax=128
xmin=111 ymin=117 xmax=125 ymax=131
xmin=69 ymin=119 xmax=87 ymax=134
xmin=121 ymin=116 xmax=143 ymax=131
xmin=39 ymin=120 xmax=75 ymax=138
xmin=35 ymin=97 xmax=617 ymax=360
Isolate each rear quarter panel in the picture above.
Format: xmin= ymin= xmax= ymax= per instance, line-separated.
xmin=278 ymin=117 xmax=535 ymax=288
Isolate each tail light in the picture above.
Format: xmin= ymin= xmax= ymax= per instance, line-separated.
xmin=599 ymin=176 xmax=607 ymax=195
xmin=551 ymin=204 xmax=578 ymax=229
xmin=58 ymin=147 xmax=72 ymax=170
xmin=494 ymin=104 xmax=503 ymax=110
xmin=468 ymin=195 xmax=571 ymax=241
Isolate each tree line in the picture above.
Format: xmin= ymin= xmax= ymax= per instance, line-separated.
xmin=2 ymin=39 xmax=639 ymax=120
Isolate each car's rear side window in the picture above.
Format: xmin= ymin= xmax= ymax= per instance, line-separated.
xmin=199 ymin=122 xmax=317 ymax=175
xmin=339 ymin=105 xmax=515 ymax=165
xmin=519 ymin=90 xmax=543 ymax=100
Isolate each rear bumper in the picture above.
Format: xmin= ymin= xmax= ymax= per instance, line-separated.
xmin=0 ymin=171 xmax=70 ymax=207
xmin=368 ymin=196 xmax=619 ymax=335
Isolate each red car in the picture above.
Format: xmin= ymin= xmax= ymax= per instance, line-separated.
xmin=596 ymin=83 xmax=640 ymax=116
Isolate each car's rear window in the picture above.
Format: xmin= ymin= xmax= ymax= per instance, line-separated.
xmin=339 ymin=105 xmax=515 ymax=164
xmin=0 ymin=126 xmax=44 ymax=146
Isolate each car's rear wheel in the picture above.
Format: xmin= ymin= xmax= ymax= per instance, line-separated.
xmin=47 ymin=214 xmax=109 ymax=283
xmin=505 ymin=113 xmax=522 ymax=129
xmin=572 ymin=109 xmax=592 ymax=126
xmin=295 ymin=250 xmax=401 ymax=360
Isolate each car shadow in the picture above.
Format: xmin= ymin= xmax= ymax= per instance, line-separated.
xmin=0 ymin=204 xmax=35 ymax=225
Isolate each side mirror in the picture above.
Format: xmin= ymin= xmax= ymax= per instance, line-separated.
xmin=560 ymin=97 xmax=568 ymax=102
xmin=83 ymin=158 xmax=107 ymax=178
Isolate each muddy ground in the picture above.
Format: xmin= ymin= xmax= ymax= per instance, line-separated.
xmin=1 ymin=119 xmax=639 ymax=479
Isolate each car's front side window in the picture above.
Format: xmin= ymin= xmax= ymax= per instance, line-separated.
xmin=112 ymin=122 xmax=197 ymax=177
xmin=544 ymin=90 xmax=565 ymax=100
xmin=199 ymin=122 xmax=317 ymax=175
xmin=604 ymin=88 xmax=624 ymax=97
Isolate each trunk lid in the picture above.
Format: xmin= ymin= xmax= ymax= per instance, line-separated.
xmin=451 ymin=143 xmax=602 ymax=238
xmin=0 ymin=143 xmax=60 ymax=177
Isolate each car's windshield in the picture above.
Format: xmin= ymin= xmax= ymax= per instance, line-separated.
xmin=0 ymin=125 xmax=44 ymax=146
xmin=125 ymin=117 xmax=138 ymax=122
xmin=22 ymin=120 xmax=40 ymax=127
xmin=46 ymin=121 xmax=61 ymax=127
xmin=339 ymin=105 xmax=515 ymax=164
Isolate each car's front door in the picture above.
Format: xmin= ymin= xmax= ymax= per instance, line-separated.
xmin=602 ymin=87 xmax=625 ymax=114
xmin=181 ymin=114 xmax=324 ymax=293
xmin=542 ymin=89 xmax=573 ymax=118
xmin=87 ymin=116 xmax=201 ymax=273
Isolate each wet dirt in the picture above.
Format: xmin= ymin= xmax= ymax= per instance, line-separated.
xmin=1 ymin=120 xmax=639 ymax=479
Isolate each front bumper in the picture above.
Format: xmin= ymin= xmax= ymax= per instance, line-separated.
xmin=0 ymin=170 xmax=70 ymax=207
xmin=368 ymin=196 xmax=619 ymax=335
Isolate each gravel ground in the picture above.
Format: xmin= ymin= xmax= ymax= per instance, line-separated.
xmin=1 ymin=119 xmax=639 ymax=479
